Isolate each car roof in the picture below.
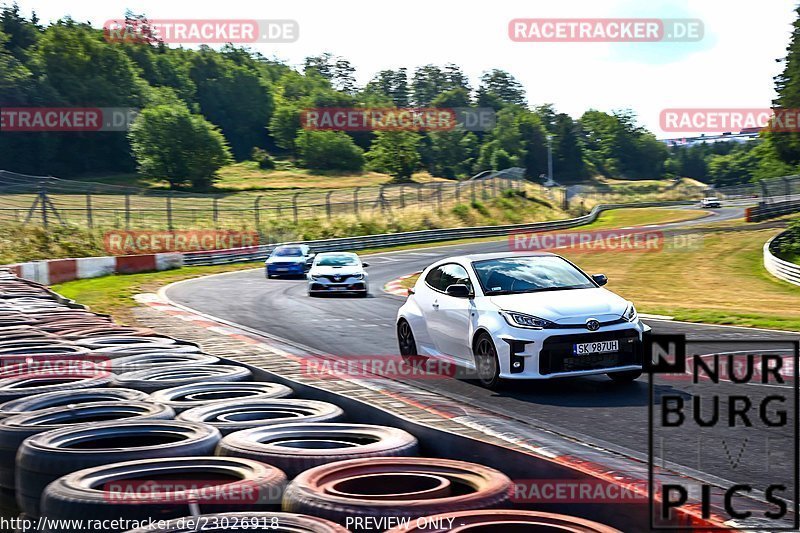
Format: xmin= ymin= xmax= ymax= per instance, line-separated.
xmin=316 ymin=251 xmax=358 ymax=257
xmin=436 ymin=251 xmax=558 ymax=264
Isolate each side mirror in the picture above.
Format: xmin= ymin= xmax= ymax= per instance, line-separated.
xmin=445 ymin=284 xmax=472 ymax=298
xmin=361 ymin=262 xmax=370 ymax=268
xmin=592 ymin=274 xmax=608 ymax=286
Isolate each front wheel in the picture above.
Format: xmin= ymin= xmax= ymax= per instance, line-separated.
xmin=608 ymin=370 xmax=642 ymax=383
xmin=397 ymin=320 xmax=424 ymax=365
xmin=474 ymin=332 xmax=502 ymax=390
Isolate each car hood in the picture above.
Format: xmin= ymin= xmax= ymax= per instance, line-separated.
xmin=266 ymin=256 xmax=306 ymax=264
xmin=310 ymin=266 xmax=363 ymax=276
xmin=488 ymin=288 xmax=628 ymax=323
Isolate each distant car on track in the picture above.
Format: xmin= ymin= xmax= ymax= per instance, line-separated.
xmin=265 ymin=245 xmax=314 ymax=278
xmin=396 ymin=252 xmax=650 ymax=389
xmin=701 ymin=197 xmax=722 ymax=208
xmin=307 ymin=252 xmax=369 ymax=297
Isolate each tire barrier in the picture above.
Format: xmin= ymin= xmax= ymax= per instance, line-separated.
xmin=150 ymin=382 xmax=294 ymax=413
xmin=114 ymin=365 xmax=252 ymax=393
xmin=0 ymin=269 xmax=622 ymax=533
xmin=94 ymin=344 xmax=205 ymax=356
xmin=282 ymin=457 xmax=512 ymax=530
xmin=16 ymin=420 xmax=222 ymax=517
xmin=0 ymin=369 xmax=113 ymax=402
xmin=74 ymin=334 xmax=182 ymax=348
xmin=0 ymin=401 xmax=174 ymax=489
xmin=40 ymin=457 xmax=288 ymax=533
xmin=383 ymin=510 xmax=622 ymax=532
xmin=217 ymin=423 xmax=419 ymax=478
xmin=108 ymin=353 xmax=220 ymax=373
xmin=124 ymin=512 xmax=350 ymax=532
xmin=177 ymin=399 xmax=345 ymax=435
xmin=0 ymin=387 xmax=148 ymax=418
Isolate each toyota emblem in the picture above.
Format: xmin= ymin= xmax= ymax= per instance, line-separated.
xmin=586 ymin=319 xmax=600 ymax=331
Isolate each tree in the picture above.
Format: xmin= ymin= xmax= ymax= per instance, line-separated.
xmin=129 ymin=104 xmax=232 ymax=189
xmin=551 ymin=113 xmax=587 ymax=180
xmin=190 ymin=51 xmax=274 ymax=160
xmin=772 ymin=4 xmax=800 ymax=165
xmin=428 ymin=129 xmax=478 ymax=178
xmin=366 ymin=131 xmax=421 ymax=182
xmin=476 ymin=69 xmax=526 ymax=109
xmin=296 ymin=130 xmax=364 ymax=171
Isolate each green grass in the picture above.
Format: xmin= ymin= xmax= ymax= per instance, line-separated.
xmin=52 ymin=262 xmax=261 ymax=324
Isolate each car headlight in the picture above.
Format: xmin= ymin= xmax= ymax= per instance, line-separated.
xmin=622 ymin=302 xmax=638 ymax=322
xmin=351 ymin=273 xmax=364 ymax=280
xmin=500 ymin=311 xmax=554 ymax=329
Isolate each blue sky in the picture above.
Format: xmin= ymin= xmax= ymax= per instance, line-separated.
xmin=11 ymin=0 xmax=797 ymax=136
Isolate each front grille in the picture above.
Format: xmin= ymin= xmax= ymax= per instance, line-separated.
xmin=321 ymin=275 xmax=357 ymax=282
xmin=539 ymin=329 xmax=642 ymax=375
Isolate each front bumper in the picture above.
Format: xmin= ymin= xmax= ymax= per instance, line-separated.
xmin=308 ymin=277 xmax=367 ymax=293
xmin=493 ymin=321 xmax=647 ymax=379
xmin=266 ymin=263 xmax=306 ymax=276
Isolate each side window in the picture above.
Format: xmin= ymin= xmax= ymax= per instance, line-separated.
xmin=439 ymin=264 xmax=472 ymax=292
xmin=424 ymin=267 xmax=443 ymax=290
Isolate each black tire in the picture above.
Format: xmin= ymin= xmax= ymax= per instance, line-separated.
xmin=177 ymin=399 xmax=344 ymax=435
xmin=0 ymin=370 xmax=113 ymax=403
xmin=0 ymin=387 xmax=148 ymax=418
xmin=113 ymin=364 xmax=252 ymax=393
xmin=0 ymin=401 xmax=174 ymax=489
xmin=95 ymin=344 xmax=203 ymax=356
xmin=123 ymin=512 xmax=349 ymax=532
xmin=608 ymin=370 xmax=642 ymax=383
xmin=473 ymin=332 xmax=502 ymax=390
xmin=40 ymin=457 xmax=287 ymax=532
xmin=150 ymin=382 xmax=293 ymax=413
xmin=397 ymin=320 xmax=425 ymax=365
xmin=218 ymin=423 xmax=418 ymax=478
xmin=109 ymin=353 xmax=220 ymax=373
xmin=16 ymin=420 xmax=220 ymax=517
xmin=282 ymin=457 xmax=512 ymax=530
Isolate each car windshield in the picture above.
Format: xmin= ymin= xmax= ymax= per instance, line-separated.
xmin=472 ymin=256 xmax=595 ymax=295
xmin=316 ymin=255 xmax=359 ymax=266
xmin=273 ymin=247 xmax=303 ymax=257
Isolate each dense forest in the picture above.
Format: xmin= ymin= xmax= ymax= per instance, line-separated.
xmin=0 ymin=6 xmax=798 ymax=189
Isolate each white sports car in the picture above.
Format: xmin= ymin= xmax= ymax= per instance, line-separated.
xmin=307 ymin=252 xmax=369 ymax=296
xmin=396 ymin=252 xmax=649 ymax=388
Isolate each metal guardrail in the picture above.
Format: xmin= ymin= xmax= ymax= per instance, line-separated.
xmin=764 ymin=231 xmax=800 ymax=287
xmin=183 ymin=200 xmax=693 ymax=266
xmin=748 ymin=197 xmax=800 ymax=222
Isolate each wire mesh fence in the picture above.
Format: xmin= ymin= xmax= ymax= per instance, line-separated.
xmin=0 ymin=170 xmax=526 ymax=231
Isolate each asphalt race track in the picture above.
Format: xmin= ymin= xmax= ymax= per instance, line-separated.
xmin=167 ymin=206 xmax=798 ymax=501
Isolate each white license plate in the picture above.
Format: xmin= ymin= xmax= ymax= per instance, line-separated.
xmin=329 ymin=286 xmax=348 ymax=291
xmin=277 ymin=268 xmax=289 ymax=271
xmin=573 ymin=340 xmax=619 ymax=355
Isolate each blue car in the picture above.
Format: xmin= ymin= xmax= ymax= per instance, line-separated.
xmin=265 ymin=244 xmax=314 ymax=278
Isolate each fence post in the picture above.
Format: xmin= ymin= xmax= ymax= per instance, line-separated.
xmin=292 ymin=192 xmax=301 ymax=224
xmin=562 ymin=187 xmax=569 ymax=211
xmin=254 ymin=196 xmax=262 ymax=227
xmin=85 ymin=186 xmax=93 ymax=229
xmin=213 ymin=196 xmax=219 ymax=227
xmin=399 ymin=185 xmax=405 ymax=209
xmin=166 ymin=193 xmax=174 ymax=230
xmin=437 ymin=183 xmax=443 ymax=211
xmin=124 ymin=193 xmax=131 ymax=229
xmin=758 ymin=179 xmax=769 ymax=204
xmin=471 ymin=181 xmax=476 ymax=203
xmin=417 ymin=185 xmax=423 ymax=204
xmin=40 ymin=185 xmax=48 ymax=229
xmin=455 ymin=182 xmax=461 ymax=203
xmin=783 ymin=176 xmax=792 ymax=200
xmin=354 ymin=187 xmax=361 ymax=218
xmin=326 ymin=191 xmax=334 ymax=219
